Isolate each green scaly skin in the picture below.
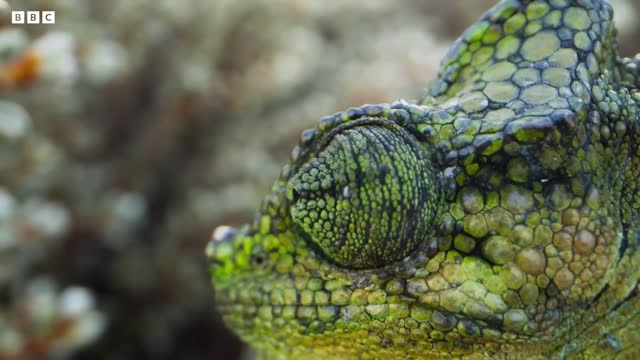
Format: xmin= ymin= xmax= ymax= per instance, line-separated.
xmin=207 ymin=0 xmax=640 ymax=358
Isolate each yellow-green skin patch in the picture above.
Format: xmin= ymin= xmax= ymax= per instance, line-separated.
xmin=521 ymin=31 xmax=560 ymax=61
xmin=208 ymin=0 xmax=640 ymax=359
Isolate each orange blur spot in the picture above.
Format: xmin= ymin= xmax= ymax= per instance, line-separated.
xmin=0 ymin=48 xmax=42 ymax=90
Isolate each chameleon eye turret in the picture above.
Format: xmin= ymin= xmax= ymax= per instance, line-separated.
xmin=287 ymin=122 xmax=440 ymax=269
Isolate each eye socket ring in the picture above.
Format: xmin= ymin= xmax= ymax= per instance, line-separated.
xmin=288 ymin=121 xmax=441 ymax=269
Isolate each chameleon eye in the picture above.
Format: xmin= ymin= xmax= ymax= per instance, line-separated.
xmin=287 ymin=123 xmax=440 ymax=269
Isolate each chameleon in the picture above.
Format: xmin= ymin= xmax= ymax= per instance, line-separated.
xmin=206 ymin=0 xmax=640 ymax=358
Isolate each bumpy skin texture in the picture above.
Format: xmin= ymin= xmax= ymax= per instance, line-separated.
xmin=207 ymin=0 xmax=640 ymax=358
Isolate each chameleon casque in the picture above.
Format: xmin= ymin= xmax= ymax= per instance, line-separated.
xmin=207 ymin=0 xmax=640 ymax=358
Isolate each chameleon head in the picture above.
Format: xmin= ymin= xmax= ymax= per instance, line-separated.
xmin=207 ymin=0 xmax=640 ymax=358
xmin=206 ymin=113 xmax=446 ymax=355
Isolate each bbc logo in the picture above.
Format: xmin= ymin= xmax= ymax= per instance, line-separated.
xmin=11 ymin=11 xmax=56 ymax=24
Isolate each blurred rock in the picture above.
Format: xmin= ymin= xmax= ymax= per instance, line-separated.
xmin=0 ymin=101 xmax=30 ymax=140
xmin=0 ymin=278 xmax=106 ymax=359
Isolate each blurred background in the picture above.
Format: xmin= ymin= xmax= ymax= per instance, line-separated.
xmin=0 ymin=0 xmax=637 ymax=359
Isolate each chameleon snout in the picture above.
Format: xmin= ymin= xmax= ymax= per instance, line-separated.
xmin=206 ymin=225 xmax=237 ymax=266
